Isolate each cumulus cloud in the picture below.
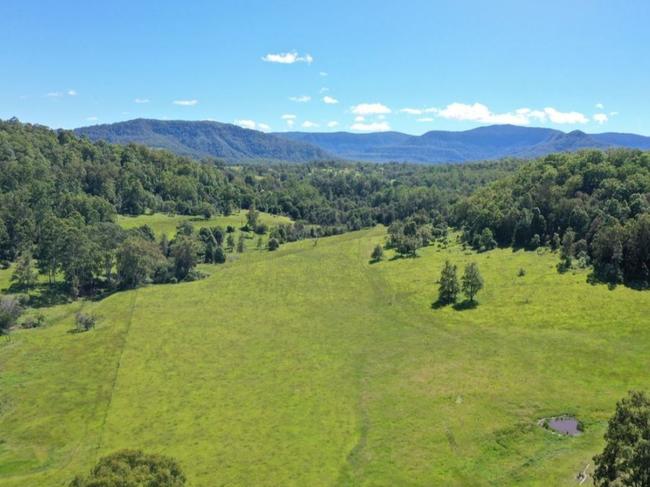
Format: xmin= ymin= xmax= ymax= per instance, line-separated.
xmin=281 ymin=114 xmax=296 ymax=128
xmin=596 ymin=102 xmax=604 ymax=109
xmin=543 ymin=107 xmax=588 ymax=124
xmin=350 ymin=121 xmax=391 ymax=132
xmin=323 ymin=95 xmax=339 ymax=104
xmin=258 ymin=123 xmax=271 ymax=132
xmin=327 ymin=121 xmax=339 ymax=128
xmin=434 ymin=102 xmax=587 ymax=125
xmin=593 ymin=113 xmax=609 ymax=124
xmin=173 ymin=99 xmax=198 ymax=106
xmin=302 ymin=120 xmax=319 ymax=128
xmin=351 ymin=103 xmax=391 ymax=115
xmin=235 ymin=119 xmax=257 ymax=130
xmin=134 ymin=98 xmax=150 ymax=104
xmin=67 ymin=89 xmax=77 ymax=96
xmin=289 ymin=95 xmax=311 ymax=102
xmin=319 ymin=87 xmax=329 ymax=94
xmin=262 ymin=51 xmax=313 ymax=64
xmin=354 ymin=115 xmax=365 ymax=122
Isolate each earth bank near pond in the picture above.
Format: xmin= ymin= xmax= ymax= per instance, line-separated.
xmin=0 ymin=227 xmax=648 ymax=486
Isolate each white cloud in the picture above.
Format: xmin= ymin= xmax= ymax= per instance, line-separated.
xmin=351 ymin=103 xmax=391 ymax=115
xmin=86 ymin=116 xmax=99 ymax=122
xmin=319 ymin=87 xmax=329 ymax=93
xmin=350 ymin=121 xmax=391 ymax=132
xmin=134 ymin=98 xmax=150 ymax=104
xmin=262 ymin=51 xmax=313 ymax=64
xmin=235 ymin=120 xmax=271 ymax=131
xmin=543 ymin=107 xmax=588 ymax=124
xmin=434 ymin=102 xmax=588 ymax=125
xmin=354 ymin=115 xmax=365 ymax=122
xmin=327 ymin=121 xmax=339 ymax=128
xmin=323 ymin=95 xmax=339 ymax=104
xmin=67 ymin=89 xmax=77 ymax=96
xmin=173 ymin=99 xmax=198 ymax=106
xmin=400 ymin=107 xmax=438 ymax=115
xmin=319 ymin=71 xmax=328 ymax=77
xmin=281 ymin=114 xmax=296 ymax=120
xmin=235 ymin=119 xmax=257 ymax=129
xmin=302 ymin=121 xmax=319 ymax=128
xmin=417 ymin=117 xmax=434 ymax=122
xmin=609 ymin=111 xmax=619 ymax=116
xmin=596 ymin=102 xmax=604 ymax=109
xmin=593 ymin=113 xmax=608 ymax=124
xmin=289 ymin=95 xmax=311 ymax=102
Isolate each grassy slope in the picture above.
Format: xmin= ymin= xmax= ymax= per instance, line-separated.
xmin=116 ymin=210 xmax=292 ymax=238
xmin=0 ymin=227 xmax=648 ymax=486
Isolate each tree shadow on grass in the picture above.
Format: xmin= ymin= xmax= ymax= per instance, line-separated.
xmin=452 ymin=300 xmax=478 ymax=311
xmin=389 ymin=253 xmax=419 ymax=262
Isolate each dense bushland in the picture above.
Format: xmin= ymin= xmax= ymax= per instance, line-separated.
xmin=454 ymin=149 xmax=650 ymax=287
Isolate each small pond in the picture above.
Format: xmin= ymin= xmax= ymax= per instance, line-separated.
xmin=541 ymin=416 xmax=582 ymax=436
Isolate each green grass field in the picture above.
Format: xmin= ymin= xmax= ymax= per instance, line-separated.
xmin=116 ymin=210 xmax=292 ymax=238
xmin=1 ymin=226 xmax=648 ymax=486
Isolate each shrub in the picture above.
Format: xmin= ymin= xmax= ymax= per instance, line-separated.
xmin=0 ymin=296 xmax=23 ymax=333
xmin=21 ymin=313 xmax=45 ymax=329
xmin=517 ymin=268 xmax=526 ymax=277
xmin=69 ymin=449 xmax=186 ymax=486
xmin=75 ymin=312 xmax=96 ymax=332
xmin=268 ymin=238 xmax=280 ymax=251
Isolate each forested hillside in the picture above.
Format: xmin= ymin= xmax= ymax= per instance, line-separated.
xmin=454 ymin=149 xmax=650 ymax=287
xmin=75 ymin=118 xmax=331 ymax=162
xmin=0 ymin=119 xmax=519 ymax=297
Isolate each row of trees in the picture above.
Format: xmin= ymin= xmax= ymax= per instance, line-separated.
xmin=437 ymin=261 xmax=484 ymax=306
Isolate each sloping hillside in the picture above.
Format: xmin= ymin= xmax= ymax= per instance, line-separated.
xmin=75 ymin=119 xmax=332 ymax=162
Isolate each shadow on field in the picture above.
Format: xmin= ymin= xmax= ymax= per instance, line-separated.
xmin=431 ymin=299 xmax=478 ymax=311
xmin=452 ymin=300 xmax=478 ymax=311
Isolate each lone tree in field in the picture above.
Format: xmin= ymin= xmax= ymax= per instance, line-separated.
xmin=437 ymin=260 xmax=459 ymax=305
xmin=246 ymin=204 xmax=259 ymax=228
xmin=69 ymin=449 xmax=186 ymax=486
xmin=11 ymin=251 xmax=38 ymax=289
xmin=226 ymin=234 xmax=235 ymax=252
xmin=267 ymin=238 xmax=279 ymax=251
xmin=461 ymin=262 xmax=484 ymax=303
xmin=593 ymin=390 xmax=650 ymax=486
xmin=371 ymin=244 xmax=384 ymax=262
xmin=236 ymin=233 xmax=245 ymax=253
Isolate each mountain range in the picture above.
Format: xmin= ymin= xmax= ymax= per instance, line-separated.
xmin=75 ymin=119 xmax=650 ymax=164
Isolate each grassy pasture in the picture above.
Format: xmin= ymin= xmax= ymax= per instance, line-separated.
xmin=0 ymin=227 xmax=648 ymax=486
xmin=116 ymin=210 xmax=292 ymax=238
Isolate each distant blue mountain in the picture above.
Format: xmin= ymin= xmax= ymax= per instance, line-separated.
xmin=74 ymin=119 xmax=650 ymax=164
xmin=74 ymin=119 xmax=331 ymax=162
xmin=275 ymin=125 xmax=650 ymax=163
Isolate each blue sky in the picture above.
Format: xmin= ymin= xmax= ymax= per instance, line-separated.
xmin=1 ymin=0 xmax=649 ymax=134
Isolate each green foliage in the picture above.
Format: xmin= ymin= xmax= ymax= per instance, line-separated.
xmin=117 ymin=237 xmax=166 ymax=288
xmin=455 ymin=149 xmax=650 ymax=287
xmin=69 ymin=449 xmax=185 ymax=487
xmin=370 ymin=244 xmax=384 ymax=262
xmin=594 ymin=391 xmax=650 ymax=486
xmin=170 ymin=236 xmax=200 ymax=281
xmin=236 ymin=233 xmax=245 ymax=253
xmin=0 ymin=294 xmax=23 ymax=333
xmin=75 ymin=312 xmax=96 ymax=332
xmin=268 ymin=238 xmax=279 ymax=251
xmin=10 ymin=251 xmax=38 ymax=289
xmin=437 ymin=260 xmax=459 ymax=305
xmin=461 ymin=262 xmax=484 ymax=302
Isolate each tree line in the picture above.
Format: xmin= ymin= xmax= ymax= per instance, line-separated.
xmin=453 ymin=149 xmax=650 ymax=287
